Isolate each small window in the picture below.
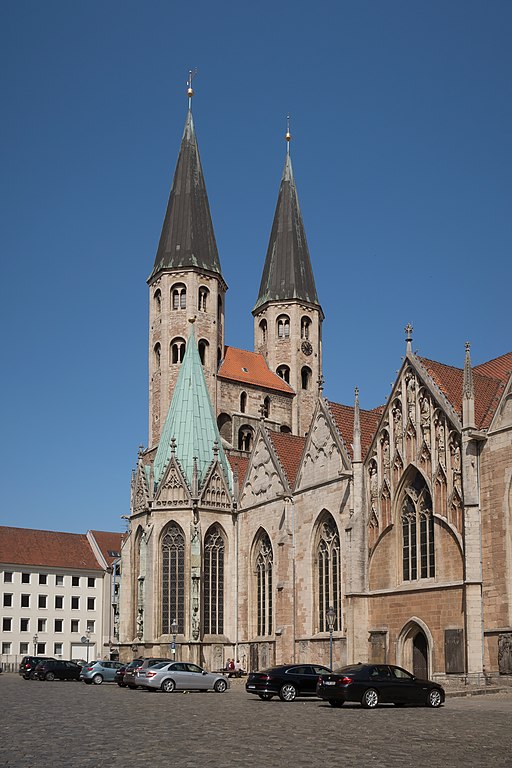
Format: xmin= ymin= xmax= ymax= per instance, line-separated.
xmin=301 ymin=316 xmax=311 ymax=340
xmin=263 ymin=396 xmax=270 ymax=418
xmin=71 ymin=596 xmax=80 ymax=610
xmin=3 ymin=572 xmax=13 ymax=583
xmin=259 ymin=319 xmax=267 ymax=344
xmin=2 ymin=642 xmax=12 ymax=655
xmin=55 ymin=574 xmax=64 ymax=586
xmin=87 ymin=621 xmax=95 ymax=633
xmin=171 ymin=338 xmax=186 ymax=364
xmin=36 ymin=643 xmax=46 ymax=655
xmin=171 ymin=283 xmax=186 ymax=310
xmin=154 ymin=288 xmax=162 ymax=313
xmin=198 ymin=286 xmax=209 ymax=312
xmin=240 ymin=392 xmax=247 ymax=414
xmin=198 ymin=339 xmax=209 ymax=366
xmin=87 ymin=577 xmax=96 ymax=588
xmin=54 ymin=619 xmax=63 ymax=632
xmin=217 ymin=295 xmax=222 ymax=322
xmin=38 ymin=595 xmax=47 ymax=609
xmin=238 ymin=425 xmax=254 ymax=452
xmin=39 ymin=574 xmax=47 ymax=585
xmin=19 ymin=642 xmax=29 ymax=654
xmin=72 ymin=576 xmax=80 ymax=587
xmin=3 ymin=593 xmax=12 ymax=607
xmin=54 ymin=642 xmax=63 ymax=656
xmin=21 ymin=594 xmax=30 ymax=608
xmin=277 ymin=315 xmax=290 ymax=339
xmin=87 ymin=597 xmax=96 ymax=611
xmin=20 ymin=618 xmax=29 ymax=632
xmin=301 ymin=366 xmax=312 ymax=390
xmin=276 ymin=365 xmax=290 ymax=384
xmin=71 ymin=620 xmax=79 ymax=632
xmin=55 ymin=595 xmax=63 ymax=609
xmin=37 ymin=618 xmax=47 ymax=632
xmin=2 ymin=617 xmax=12 ymax=631
xmin=21 ymin=572 xmax=30 ymax=584
xmin=154 ymin=342 xmax=161 ymax=369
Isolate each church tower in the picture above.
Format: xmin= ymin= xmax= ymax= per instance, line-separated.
xmin=147 ymin=78 xmax=227 ymax=447
xmin=253 ymin=127 xmax=323 ymax=436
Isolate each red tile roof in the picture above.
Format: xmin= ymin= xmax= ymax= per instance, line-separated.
xmin=227 ymin=454 xmax=250 ymax=487
xmin=328 ymin=402 xmax=383 ymax=460
xmin=0 ymin=527 xmax=103 ymax=570
xmin=267 ymin=431 xmax=306 ymax=486
xmin=474 ymin=352 xmax=512 ymax=383
xmin=218 ymin=346 xmax=295 ymax=394
xmin=89 ymin=530 xmax=124 ymax=566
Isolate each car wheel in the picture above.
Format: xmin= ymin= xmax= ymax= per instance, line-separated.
xmin=45 ymin=672 xmax=55 ymax=681
xmin=427 ymin=688 xmax=442 ymax=708
xmin=214 ymin=679 xmax=228 ymax=693
xmin=83 ymin=680 xmax=92 ymax=685
xmin=361 ymin=688 xmax=379 ymax=708
xmin=161 ymin=679 xmax=176 ymax=693
xmin=329 ymin=700 xmax=344 ymax=707
xmin=258 ymin=694 xmax=273 ymax=701
xmin=279 ymin=683 xmax=297 ymax=702
xmin=92 ymin=674 xmax=103 ymax=685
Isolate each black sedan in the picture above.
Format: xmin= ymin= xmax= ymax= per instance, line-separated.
xmin=316 ymin=663 xmax=445 ymax=708
xmin=246 ymin=664 xmax=331 ymax=702
xmin=33 ymin=660 xmax=82 ymax=681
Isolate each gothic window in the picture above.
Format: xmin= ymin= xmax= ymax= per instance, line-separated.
xmin=198 ymin=339 xmax=209 ymax=366
xmin=204 ymin=526 xmax=225 ymax=635
xmin=301 ymin=366 xmax=312 ymax=390
xmin=171 ymin=337 xmax=186 ymax=364
xmin=276 ymin=365 xmax=290 ymax=384
xmin=301 ymin=316 xmax=311 ymax=339
xmin=238 ymin=425 xmax=254 ymax=451
xmin=217 ymin=296 xmax=222 ymax=322
xmin=154 ymin=289 xmax=161 ymax=313
xmin=198 ymin=286 xmax=209 ymax=312
xmin=277 ymin=315 xmax=290 ymax=339
xmin=317 ymin=514 xmax=341 ymax=632
xmin=263 ymin=396 xmax=270 ymax=418
xmin=217 ymin=413 xmax=232 ymax=443
xmin=259 ymin=320 xmax=267 ymax=344
xmin=154 ymin=343 xmax=161 ymax=369
xmin=255 ymin=532 xmax=273 ymax=636
xmin=162 ymin=524 xmax=185 ymax=634
xmin=401 ymin=472 xmax=435 ymax=581
xmin=171 ymin=283 xmax=187 ymax=310
xmin=240 ymin=391 xmax=247 ymax=414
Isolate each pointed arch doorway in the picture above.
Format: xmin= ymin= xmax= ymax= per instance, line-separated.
xmin=413 ymin=632 xmax=428 ymax=679
xmin=398 ymin=619 xmax=432 ymax=679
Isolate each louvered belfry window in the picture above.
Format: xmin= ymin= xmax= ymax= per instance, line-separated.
xmin=204 ymin=527 xmax=225 ymax=635
xmin=162 ymin=524 xmax=185 ymax=634
xmin=256 ymin=533 xmax=273 ymax=636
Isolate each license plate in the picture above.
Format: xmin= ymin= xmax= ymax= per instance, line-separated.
xmin=324 ymin=681 xmax=336 ymax=686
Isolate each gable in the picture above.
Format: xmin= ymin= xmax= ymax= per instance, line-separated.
xmin=489 ymin=373 xmax=512 ymax=433
xmin=200 ymin=461 xmax=232 ymax=510
xmin=297 ymin=406 xmax=345 ymax=491
xmin=153 ymin=458 xmax=191 ymax=508
xmin=239 ymin=434 xmax=286 ymax=507
xmin=131 ymin=463 xmax=151 ymax=514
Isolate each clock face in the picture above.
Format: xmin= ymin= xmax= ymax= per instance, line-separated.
xmin=301 ymin=341 xmax=313 ymax=356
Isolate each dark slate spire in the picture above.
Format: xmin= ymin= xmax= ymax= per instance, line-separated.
xmin=254 ymin=150 xmax=320 ymax=311
xmin=149 ymin=108 xmax=222 ymax=280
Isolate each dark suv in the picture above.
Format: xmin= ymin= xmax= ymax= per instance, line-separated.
xmin=33 ymin=660 xmax=81 ymax=681
xmin=123 ymin=658 xmax=170 ymax=689
xmin=18 ymin=656 xmax=55 ymax=680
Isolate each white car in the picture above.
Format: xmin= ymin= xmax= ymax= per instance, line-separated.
xmin=138 ymin=661 xmax=229 ymax=693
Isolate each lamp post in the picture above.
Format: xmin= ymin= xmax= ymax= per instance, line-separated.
xmin=33 ymin=633 xmax=38 ymax=655
xmin=326 ymin=606 xmax=336 ymax=670
xmin=80 ymin=629 xmax=92 ymax=663
xmin=170 ymin=618 xmax=178 ymax=657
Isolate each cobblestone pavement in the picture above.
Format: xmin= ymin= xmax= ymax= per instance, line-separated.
xmin=1 ymin=674 xmax=512 ymax=768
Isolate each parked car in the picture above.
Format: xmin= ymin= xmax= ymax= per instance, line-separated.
xmin=316 ymin=663 xmax=445 ymax=708
xmin=245 ymin=664 xmax=331 ymax=701
xmin=80 ymin=660 xmax=124 ymax=685
xmin=18 ymin=656 xmax=55 ymax=680
xmin=33 ymin=660 xmax=82 ymax=681
xmin=114 ymin=658 xmax=140 ymax=687
xmin=123 ymin=657 xmax=170 ymax=689
xmin=140 ymin=661 xmax=229 ymax=693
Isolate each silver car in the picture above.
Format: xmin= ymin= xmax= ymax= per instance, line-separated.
xmin=139 ymin=661 xmax=229 ymax=693
xmin=80 ymin=660 xmax=124 ymax=685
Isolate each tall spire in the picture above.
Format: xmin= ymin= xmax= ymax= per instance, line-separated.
xmin=353 ymin=387 xmax=361 ymax=463
xmin=254 ymin=126 xmax=320 ymax=311
xmin=149 ymin=77 xmax=222 ymax=280
xmin=153 ymin=320 xmax=232 ymax=491
xmin=463 ymin=341 xmax=476 ymax=429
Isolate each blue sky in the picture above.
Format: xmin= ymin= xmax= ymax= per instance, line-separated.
xmin=1 ymin=0 xmax=510 ymax=534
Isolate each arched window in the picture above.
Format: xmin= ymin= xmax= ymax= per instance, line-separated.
xmin=217 ymin=347 xmax=222 ymax=366
xmin=259 ymin=320 xmax=267 ymax=344
xmin=277 ymin=315 xmax=290 ymax=339
xmin=162 ymin=524 xmax=185 ymax=634
xmin=198 ymin=339 xmax=209 ymax=366
xmin=255 ymin=532 xmax=273 ymax=636
xmin=276 ymin=365 xmax=290 ymax=384
xmin=198 ymin=286 xmax=209 ymax=312
xmin=171 ymin=283 xmax=186 ymax=310
xmin=301 ymin=316 xmax=311 ymax=339
xmin=171 ymin=337 xmax=186 ymax=364
xmin=154 ymin=289 xmax=162 ymax=313
xmin=301 ymin=366 xmax=312 ymax=390
xmin=217 ymin=413 xmax=232 ymax=443
xmin=317 ymin=514 xmax=341 ymax=632
xmin=154 ymin=342 xmax=161 ymax=369
xmin=280 ymin=425 xmax=291 ymax=433
xmin=204 ymin=526 xmax=225 ymax=635
xmin=263 ymin=396 xmax=270 ymax=418
xmin=217 ymin=296 xmax=223 ymax=322
xmin=240 ymin=392 xmax=247 ymax=414
xmin=238 ymin=425 xmax=254 ymax=451
xmin=401 ymin=471 xmax=435 ymax=581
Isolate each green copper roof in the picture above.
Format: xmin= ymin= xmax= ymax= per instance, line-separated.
xmin=153 ymin=324 xmax=232 ymax=492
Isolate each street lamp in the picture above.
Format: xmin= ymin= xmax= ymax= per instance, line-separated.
xmin=33 ymin=634 xmax=38 ymax=655
xmin=80 ymin=629 xmax=92 ymax=663
xmin=326 ymin=606 xmax=336 ymax=670
xmin=170 ymin=618 xmax=178 ymax=657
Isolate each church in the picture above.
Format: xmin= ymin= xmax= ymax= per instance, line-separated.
xmin=119 ymin=83 xmax=512 ymax=686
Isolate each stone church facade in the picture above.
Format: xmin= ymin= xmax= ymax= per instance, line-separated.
xmin=119 ymin=91 xmax=512 ymax=686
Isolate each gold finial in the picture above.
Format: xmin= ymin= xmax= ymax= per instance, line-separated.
xmin=187 ymin=68 xmax=197 ymax=108
xmin=285 ymin=115 xmax=291 ymax=153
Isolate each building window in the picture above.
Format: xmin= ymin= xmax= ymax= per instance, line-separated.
xmin=240 ymin=392 xmax=247 ymax=414
xmin=71 ymin=620 xmax=79 ymax=632
xmin=198 ymin=286 xmax=209 ymax=312
xmin=277 ymin=315 xmax=290 ymax=339
xmin=21 ymin=573 xmax=30 ymax=583
xmin=19 ymin=642 xmax=29 ymax=654
xmin=238 ymin=425 xmax=254 ymax=452
xmin=259 ymin=319 xmax=267 ymax=344
xmin=38 ymin=595 xmax=47 ymax=609
xmin=171 ymin=337 xmax=186 ymax=364
xmin=198 ymin=339 xmax=209 ymax=366
xmin=263 ymin=396 xmax=270 ymax=418
xmin=217 ymin=295 xmax=222 ymax=323
xmin=2 ymin=617 xmax=12 ymax=631
xmin=162 ymin=524 xmax=185 ymax=635
xmin=87 ymin=597 xmax=95 ymax=611
xmin=71 ymin=596 xmax=80 ymax=610
xmin=171 ymin=283 xmax=187 ymax=310
xmin=256 ymin=532 xmax=273 ymax=637
xmin=54 ymin=619 xmax=63 ymax=633
xmin=86 ymin=621 xmax=95 ymax=633
xmin=401 ymin=471 xmax=435 ymax=581
xmin=36 ymin=643 xmax=46 ymax=655
xmin=55 ymin=574 xmax=64 ymax=586
xmin=154 ymin=288 xmax=162 ymax=313
xmin=301 ymin=366 xmax=312 ymax=390
xmin=72 ymin=576 xmax=80 ymax=587
xmin=21 ymin=594 xmax=30 ymax=608
xmin=38 ymin=574 xmax=47 ymax=585
xmin=2 ymin=642 xmax=12 ymax=655
xmin=55 ymin=595 xmax=63 ymax=609
xmin=3 ymin=572 xmax=13 ymax=583
xmin=301 ymin=316 xmax=311 ymax=339
xmin=154 ymin=342 xmax=161 ymax=369
xmin=317 ymin=513 xmax=341 ymax=632
xmin=20 ymin=618 xmax=29 ymax=632
xmin=3 ymin=593 xmax=12 ymax=607
xmin=54 ymin=643 xmax=63 ymax=656
xmin=204 ymin=526 xmax=225 ymax=635
xmin=276 ymin=365 xmax=290 ymax=384
xmin=87 ymin=577 xmax=96 ymax=588
xmin=37 ymin=618 xmax=47 ymax=632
